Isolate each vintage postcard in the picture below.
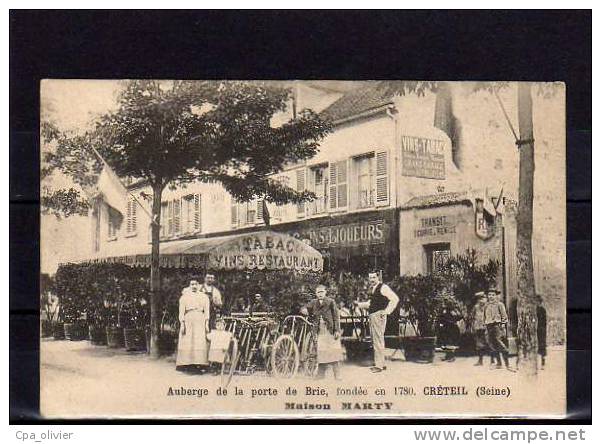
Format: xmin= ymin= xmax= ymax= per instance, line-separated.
xmin=40 ymin=80 xmax=566 ymax=418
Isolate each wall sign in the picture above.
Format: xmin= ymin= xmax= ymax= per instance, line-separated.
xmin=414 ymin=215 xmax=456 ymax=238
xmin=401 ymin=135 xmax=446 ymax=179
xmin=292 ymin=220 xmax=388 ymax=249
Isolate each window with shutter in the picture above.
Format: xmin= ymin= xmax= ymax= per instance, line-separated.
xmin=173 ymin=199 xmax=181 ymax=234
xmin=194 ymin=194 xmax=201 ymax=232
xmin=167 ymin=200 xmax=174 ymax=235
xmin=375 ymin=150 xmax=389 ymax=206
xmin=107 ymin=207 xmax=120 ymax=239
xmin=355 ymin=154 xmax=375 ymax=208
xmin=329 ymin=162 xmax=338 ymax=210
xmin=126 ymin=199 xmax=137 ymax=235
xmin=296 ymin=169 xmax=306 ymax=217
xmin=309 ymin=165 xmax=327 ymax=215
xmin=231 ymin=199 xmax=238 ymax=227
xmin=336 ymin=160 xmax=348 ymax=209
xmin=247 ymin=201 xmax=256 ymax=225
xmin=126 ymin=200 xmax=132 ymax=233
xmin=160 ymin=202 xmax=168 ymax=238
xmin=131 ymin=199 xmax=137 ymax=233
xmin=256 ymin=199 xmax=264 ymax=222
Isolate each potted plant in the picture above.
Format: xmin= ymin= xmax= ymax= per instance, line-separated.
xmin=393 ymin=275 xmax=446 ymax=363
xmin=438 ymin=249 xmax=499 ymax=355
xmin=123 ymin=283 xmax=150 ymax=352
xmin=87 ymin=288 xmax=109 ymax=346
xmin=105 ymin=293 xmax=126 ymax=349
xmin=58 ymin=275 xmax=88 ymax=341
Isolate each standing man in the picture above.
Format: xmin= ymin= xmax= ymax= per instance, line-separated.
xmin=484 ymin=286 xmax=514 ymax=371
xmin=471 ymin=291 xmax=489 ymax=366
xmin=302 ymin=284 xmax=342 ymax=380
xmin=200 ymin=273 xmax=223 ymax=329
xmin=355 ymin=271 xmax=399 ymax=373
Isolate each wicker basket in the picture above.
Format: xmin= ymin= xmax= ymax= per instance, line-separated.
xmin=106 ymin=326 xmax=125 ymax=348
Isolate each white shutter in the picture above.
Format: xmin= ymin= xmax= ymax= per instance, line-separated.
xmin=336 ymin=160 xmax=348 ymax=210
xmin=329 ymin=162 xmax=338 ymax=210
xmin=231 ymin=199 xmax=238 ymax=227
xmin=375 ymin=150 xmax=389 ymax=206
xmin=160 ymin=202 xmax=168 ymax=237
xmin=256 ymin=199 xmax=264 ymax=222
xmin=194 ymin=194 xmax=201 ymax=232
xmin=173 ymin=199 xmax=181 ymax=234
xmin=126 ymin=200 xmax=132 ymax=233
xmin=127 ymin=199 xmax=137 ymax=234
xmin=167 ymin=200 xmax=173 ymax=235
xmin=296 ymin=169 xmax=306 ymax=217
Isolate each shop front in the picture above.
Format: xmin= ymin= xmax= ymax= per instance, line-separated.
xmin=273 ymin=208 xmax=399 ymax=278
xmin=399 ymin=192 xmax=504 ymax=277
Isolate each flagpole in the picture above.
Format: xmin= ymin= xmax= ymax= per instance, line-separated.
xmin=88 ymin=145 xmax=157 ymax=225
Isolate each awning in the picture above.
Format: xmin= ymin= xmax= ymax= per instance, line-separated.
xmin=87 ymin=231 xmax=323 ymax=272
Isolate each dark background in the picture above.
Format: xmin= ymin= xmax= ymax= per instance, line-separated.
xmin=10 ymin=10 xmax=591 ymax=423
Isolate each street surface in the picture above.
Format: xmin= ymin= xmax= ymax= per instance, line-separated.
xmin=40 ymin=338 xmax=565 ymax=419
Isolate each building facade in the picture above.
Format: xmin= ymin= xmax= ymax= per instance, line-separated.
xmin=84 ymin=81 xmax=564 ymax=342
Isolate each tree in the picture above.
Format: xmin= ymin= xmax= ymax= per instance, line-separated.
xmin=515 ymin=83 xmax=538 ymax=376
xmin=42 ymin=80 xmax=331 ymax=357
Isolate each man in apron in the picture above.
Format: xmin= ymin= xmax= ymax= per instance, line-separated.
xmin=302 ymin=284 xmax=342 ymax=380
xmin=355 ymin=271 xmax=399 ymax=373
xmin=199 ymin=273 xmax=223 ymax=329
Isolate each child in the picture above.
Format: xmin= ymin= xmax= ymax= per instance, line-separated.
xmin=206 ymin=318 xmax=233 ymax=374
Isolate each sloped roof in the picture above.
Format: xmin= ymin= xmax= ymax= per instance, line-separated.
xmin=320 ymin=81 xmax=397 ymax=122
xmin=401 ymin=191 xmax=473 ymax=210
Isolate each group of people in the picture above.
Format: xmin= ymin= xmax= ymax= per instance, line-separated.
xmin=174 ymin=270 xmax=401 ymax=378
xmin=470 ymin=287 xmax=547 ymax=371
xmin=176 ymin=273 xmax=227 ymax=373
xmin=290 ymin=271 xmax=400 ymax=378
xmin=471 ymin=287 xmax=514 ymax=371
xmin=175 ymin=271 xmax=547 ymax=377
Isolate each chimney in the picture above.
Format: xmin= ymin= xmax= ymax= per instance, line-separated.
xmin=434 ymin=83 xmax=462 ymax=169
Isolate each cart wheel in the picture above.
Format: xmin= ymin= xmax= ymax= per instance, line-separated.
xmin=221 ymin=337 xmax=239 ymax=388
xmin=302 ymin=332 xmax=319 ymax=378
xmin=271 ymin=335 xmax=299 ymax=379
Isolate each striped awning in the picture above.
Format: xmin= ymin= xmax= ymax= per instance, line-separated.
xmin=85 ymin=231 xmax=323 ymax=272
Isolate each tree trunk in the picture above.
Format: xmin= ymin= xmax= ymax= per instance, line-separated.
xmin=516 ymin=82 xmax=538 ymax=376
xmin=149 ymin=183 xmax=163 ymax=359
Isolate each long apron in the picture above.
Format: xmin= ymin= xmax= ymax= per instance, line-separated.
xmin=317 ymin=319 xmax=342 ymax=364
xmin=176 ymin=308 xmax=209 ymax=366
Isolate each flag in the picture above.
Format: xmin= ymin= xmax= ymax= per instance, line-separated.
xmin=94 ymin=165 xmax=129 ymax=216
xmin=493 ymin=186 xmax=505 ymax=214
xmin=262 ymin=199 xmax=271 ymax=227
xmin=483 ymin=188 xmax=497 ymax=217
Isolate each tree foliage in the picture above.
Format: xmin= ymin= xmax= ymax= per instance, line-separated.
xmin=94 ymin=80 xmax=331 ymax=203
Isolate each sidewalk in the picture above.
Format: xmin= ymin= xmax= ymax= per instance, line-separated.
xmin=40 ymin=338 xmax=566 ymax=418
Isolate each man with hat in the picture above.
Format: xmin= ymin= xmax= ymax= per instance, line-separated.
xmin=471 ymin=291 xmax=489 ymax=366
xmin=484 ymin=286 xmax=513 ymax=371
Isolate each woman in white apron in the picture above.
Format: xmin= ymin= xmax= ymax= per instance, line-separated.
xmin=176 ymin=279 xmax=210 ymax=370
